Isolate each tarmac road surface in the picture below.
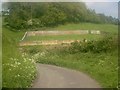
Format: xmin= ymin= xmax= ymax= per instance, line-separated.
xmin=32 ymin=64 xmax=101 ymax=88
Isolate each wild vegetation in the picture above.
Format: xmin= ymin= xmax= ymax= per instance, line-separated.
xmin=2 ymin=28 xmax=36 ymax=88
xmin=2 ymin=2 xmax=118 ymax=88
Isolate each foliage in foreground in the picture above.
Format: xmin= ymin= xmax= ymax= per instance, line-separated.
xmin=2 ymin=28 xmax=36 ymax=88
xmin=22 ymin=36 xmax=118 ymax=88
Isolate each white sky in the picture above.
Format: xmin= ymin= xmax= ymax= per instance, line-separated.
xmin=86 ymin=2 xmax=118 ymax=18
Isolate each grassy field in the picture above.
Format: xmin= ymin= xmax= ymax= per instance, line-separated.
xmin=2 ymin=28 xmax=36 ymax=88
xmin=23 ymin=34 xmax=102 ymax=42
xmin=32 ymin=23 xmax=118 ymax=34
xmin=53 ymin=23 xmax=118 ymax=34
xmin=23 ymin=23 xmax=117 ymax=42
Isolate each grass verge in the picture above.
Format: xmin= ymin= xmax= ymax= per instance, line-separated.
xmin=2 ymin=28 xmax=36 ymax=88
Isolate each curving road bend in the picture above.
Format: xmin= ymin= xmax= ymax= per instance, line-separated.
xmin=32 ymin=64 xmax=101 ymax=88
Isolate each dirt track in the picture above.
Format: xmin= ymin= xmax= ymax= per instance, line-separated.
xmin=32 ymin=64 xmax=101 ymax=88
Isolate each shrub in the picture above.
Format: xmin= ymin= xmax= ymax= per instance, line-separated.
xmin=69 ymin=36 xmax=117 ymax=54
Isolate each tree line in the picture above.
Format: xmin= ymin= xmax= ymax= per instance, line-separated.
xmin=2 ymin=2 xmax=118 ymax=30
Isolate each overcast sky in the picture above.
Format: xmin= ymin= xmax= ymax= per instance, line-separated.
xmin=0 ymin=0 xmax=119 ymax=18
xmin=85 ymin=2 xmax=118 ymax=18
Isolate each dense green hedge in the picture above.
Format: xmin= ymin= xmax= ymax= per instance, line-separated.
xmin=69 ymin=36 xmax=118 ymax=53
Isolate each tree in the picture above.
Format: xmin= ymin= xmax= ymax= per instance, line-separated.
xmin=3 ymin=2 xmax=118 ymax=30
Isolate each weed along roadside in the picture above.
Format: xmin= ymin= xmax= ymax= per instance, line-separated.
xmin=2 ymin=28 xmax=37 ymax=88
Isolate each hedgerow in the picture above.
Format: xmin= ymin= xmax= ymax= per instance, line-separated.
xmin=69 ymin=36 xmax=117 ymax=53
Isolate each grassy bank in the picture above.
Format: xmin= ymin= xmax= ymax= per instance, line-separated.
xmin=2 ymin=28 xmax=36 ymax=88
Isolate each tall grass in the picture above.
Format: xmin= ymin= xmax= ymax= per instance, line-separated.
xmin=2 ymin=28 xmax=36 ymax=88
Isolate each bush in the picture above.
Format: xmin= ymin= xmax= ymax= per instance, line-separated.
xmin=69 ymin=36 xmax=117 ymax=54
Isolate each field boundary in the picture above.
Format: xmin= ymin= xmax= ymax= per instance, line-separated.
xmin=27 ymin=30 xmax=101 ymax=36
xmin=19 ymin=30 xmax=101 ymax=46
xmin=19 ymin=40 xmax=81 ymax=46
xmin=21 ymin=32 xmax=28 ymax=41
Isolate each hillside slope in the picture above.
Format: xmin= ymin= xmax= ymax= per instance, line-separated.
xmin=2 ymin=28 xmax=36 ymax=88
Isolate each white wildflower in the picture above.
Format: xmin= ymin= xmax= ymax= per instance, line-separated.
xmin=40 ymin=52 xmax=45 ymax=56
xmin=17 ymin=62 xmax=21 ymax=65
xmin=29 ymin=59 xmax=32 ymax=61
xmin=10 ymin=64 xmax=14 ymax=67
xmin=23 ymin=58 xmax=27 ymax=62
xmin=15 ymin=61 xmax=18 ymax=65
xmin=18 ymin=74 xmax=20 ymax=77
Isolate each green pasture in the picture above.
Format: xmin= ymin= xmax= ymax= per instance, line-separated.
xmin=23 ymin=34 xmax=103 ymax=42
xmin=24 ymin=23 xmax=118 ymax=42
xmin=32 ymin=23 xmax=118 ymax=35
